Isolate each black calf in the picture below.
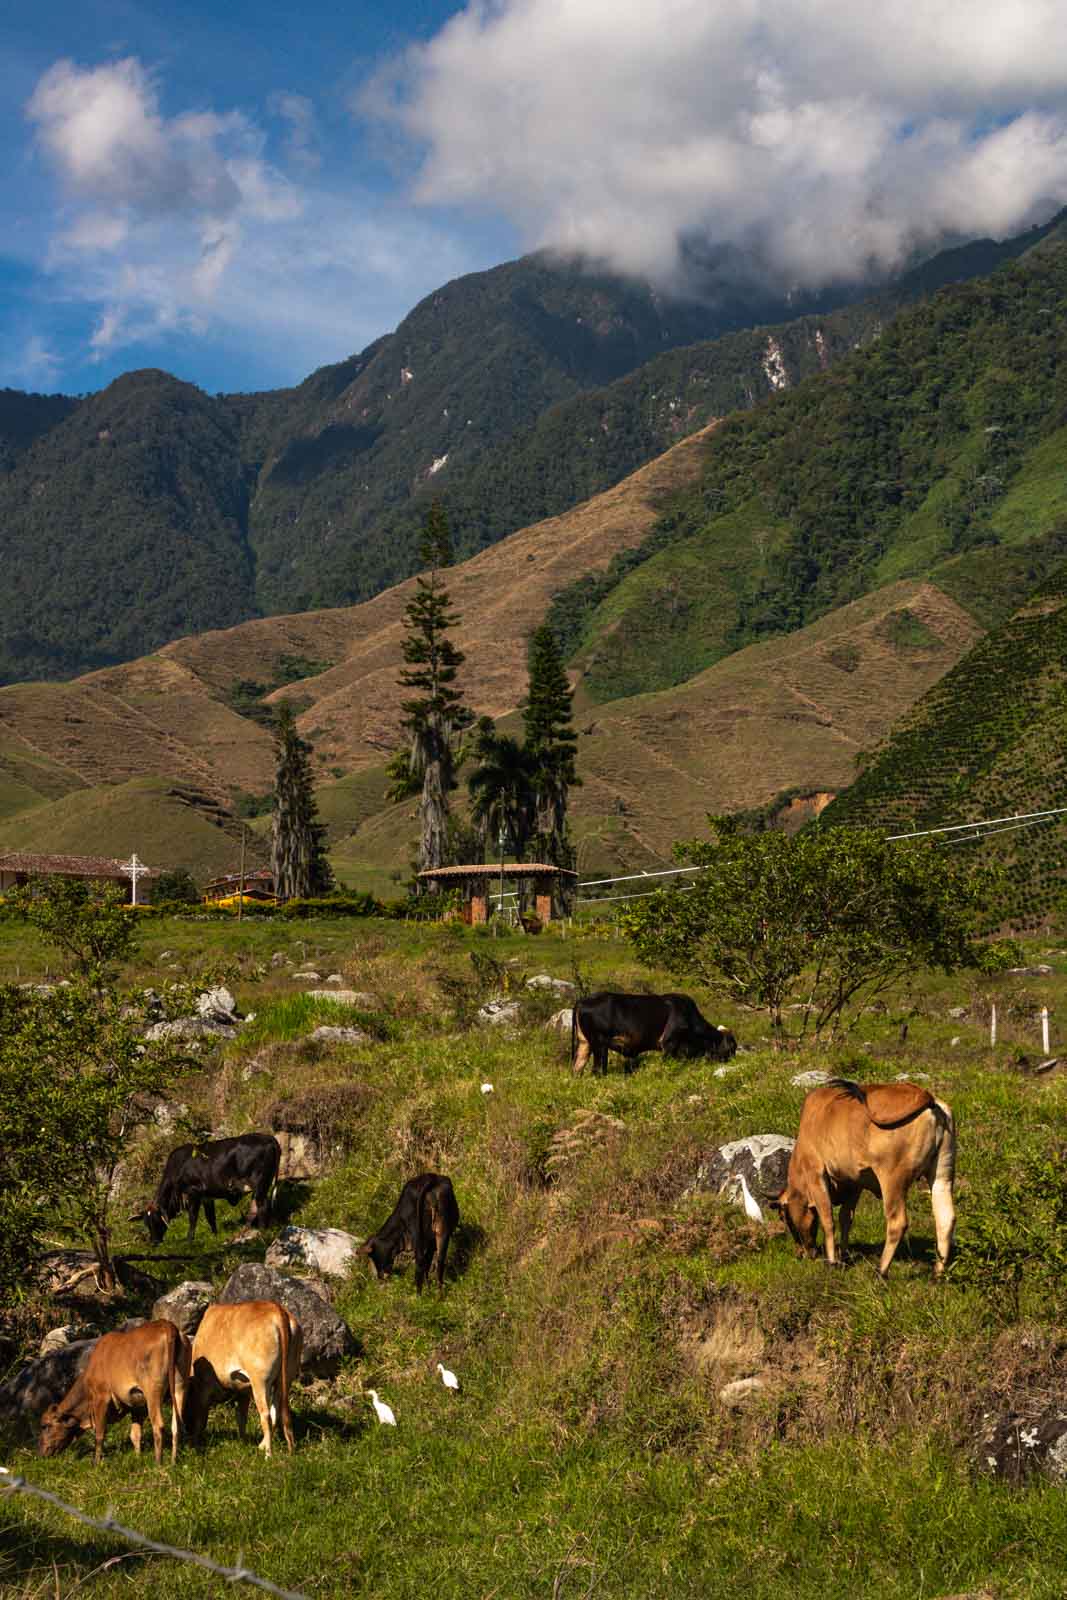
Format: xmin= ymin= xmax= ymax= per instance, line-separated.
xmin=363 ymin=1173 xmax=460 ymax=1292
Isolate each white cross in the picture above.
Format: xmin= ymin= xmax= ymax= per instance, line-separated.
xmin=119 ymin=853 xmax=149 ymax=906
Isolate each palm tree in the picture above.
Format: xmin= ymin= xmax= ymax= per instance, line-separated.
xmin=467 ymin=733 xmax=538 ymax=863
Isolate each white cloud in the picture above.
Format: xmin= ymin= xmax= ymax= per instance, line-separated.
xmin=359 ymin=0 xmax=1067 ymax=289
xmin=20 ymin=57 xmax=493 ymax=384
xmin=271 ymin=92 xmax=321 ymax=173
xmin=1 ymin=334 xmax=62 ymax=390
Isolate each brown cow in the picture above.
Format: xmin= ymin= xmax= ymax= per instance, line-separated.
xmin=38 ymin=1320 xmax=190 ymax=1465
xmin=184 ymin=1300 xmax=301 ymax=1457
xmin=771 ymin=1078 xmax=956 ymax=1278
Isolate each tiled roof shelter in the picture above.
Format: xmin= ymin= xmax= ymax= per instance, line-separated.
xmin=416 ymin=862 xmax=577 ymax=925
xmin=0 ymin=850 xmax=159 ymax=902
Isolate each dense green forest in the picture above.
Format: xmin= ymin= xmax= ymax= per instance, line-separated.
xmin=554 ymin=230 xmax=1067 ymax=703
xmin=0 ymin=215 xmax=1063 ymax=685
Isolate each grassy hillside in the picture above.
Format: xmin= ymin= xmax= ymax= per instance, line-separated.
xmin=0 ymin=777 xmax=267 ymax=881
xmin=558 ymin=233 xmax=1067 ymax=703
xmin=822 ymin=564 xmax=1067 ymax=928
xmin=4 ymin=914 xmax=1067 ymax=1597
xmin=0 ymin=448 xmax=989 ymax=887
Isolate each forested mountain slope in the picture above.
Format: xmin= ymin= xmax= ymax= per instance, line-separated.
xmin=822 ymin=566 xmax=1067 ymax=928
xmin=1 ymin=216 xmax=1062 ymax=685
xmin=557 ymin=231 xmax=1067 ymax=704
xmin=0 ymin=371 xmax=257 ymax=681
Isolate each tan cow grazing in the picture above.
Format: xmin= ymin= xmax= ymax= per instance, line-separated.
xmin=184 ymin=1300 xmax=301 ymax=1457
xmin=772 ymin=1078 xmax=956 ymax=1278
xmin=38 ymin=1319 xmax=190 ymax=1466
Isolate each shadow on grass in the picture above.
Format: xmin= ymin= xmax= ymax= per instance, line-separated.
xmin=0 ymin=1520 xmax=156 ymax=1592
xmin=449 ymin=1220 xmax=487 ymax=1280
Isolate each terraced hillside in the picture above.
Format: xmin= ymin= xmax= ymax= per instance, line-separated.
xmin=823 ymin=566 xmax=1067 ymax=928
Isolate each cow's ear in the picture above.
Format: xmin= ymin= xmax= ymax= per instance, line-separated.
xmin=767 ymin=1191 xmax=787 ymax=1214
xmin=129 ymin=1209 xmax=147 ymax=1222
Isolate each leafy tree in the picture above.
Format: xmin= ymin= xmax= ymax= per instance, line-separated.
xmin=396 ymin=502 xmax=472 ymax=876
xmin=0 ymin=883 xmax=196 ymax=1295
xmin=271 ymin=704 xmax=334 ymax=902
xmin=12 ymin=875 xmax=138 ymax=987
xmin=467 ymin=730 xmax=538 ymax=863
xmin=621 ymin=821 xmax=995 ymax=1042
xmin=154 ymin=867 xmax=201 ymax=905
xmin=523 ymin=624 xmax=580 ymax=905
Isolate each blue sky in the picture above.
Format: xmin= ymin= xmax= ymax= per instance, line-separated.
xmin=0 ymin=0 xmax=516 ymax=395
xmin=6 ymin=0 xmax=1067 ymax=399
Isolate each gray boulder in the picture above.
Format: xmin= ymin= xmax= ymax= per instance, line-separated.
xmin=526 ymin=975 xmax=576 ymax=996
xmin=305 ymin=989 xmax=375 ymax=1008
xmin=689 ymin=1134 xmax=795 ymax=1207
xmin=0 ymin=1339 xmax=98 ymax=1427
xmin=308 ymin=1025 xmax=370 ymax=1046
xmin=544 ymin=1007 xmax=573 ymax=1035
xmin=719 ymin=1376 xmax=770 ymax=1407
xmin=39 ymin=1324 xmax=93 ymax=1357
xmin=291 ymin=970 xmax=322 ymax=982
xmin=978 ymin=1409 xmax=1067 ymax=1483
xmin=151 ymin=1280 xmax=215 ymax=1336
xmin=196 ymin=986 xmax=239 ymax=1021
xmin=476 ymin=998 xmax=522 ymax=1028
xmin=266 ymin=1226 xmax=361 ymax=1279
xmin=791 ymin=1070 xmax=831 ymax=1089
xmin=145 ymin=1016 xmax=236 ymax=1042
xmin=218 ymin=1263 xmax=358 ymax=1377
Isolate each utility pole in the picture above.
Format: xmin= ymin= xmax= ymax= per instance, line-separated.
xmin=237 ymin=824 xmax=247 ymax=923
xmin=496 ymin=821 xmax=507 ymax=937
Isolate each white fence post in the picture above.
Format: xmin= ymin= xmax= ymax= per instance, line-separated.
xmin=1042 ymin=1005 xmax=1050 ymax=1054
xmin=990 ymin=1002 xmax=997 ymax=1049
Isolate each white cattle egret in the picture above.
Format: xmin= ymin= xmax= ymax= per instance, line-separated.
xmin=437 ymin=1363 xmax=460 ymax=1391
xmin=737 ymin=1172 xmax=765 ymax=1224
xmin=481 ymin=1082 xmax=494 ymax=1094
xmin=367 ymin=1389 xmax=396 ymax=1426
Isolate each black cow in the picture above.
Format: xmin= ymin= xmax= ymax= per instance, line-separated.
xmin=132 ymin=1134 xmax=281 ymax=1244
xmin=362 ymin=1173 xmax=459 ymax=1292
xmin=571 ymin=991 xmax=737 ymax=1075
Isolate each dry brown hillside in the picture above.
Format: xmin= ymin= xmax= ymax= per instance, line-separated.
xmin=0 ymin=423 xmax=720 ymax=810
xmin=0 ymin=429 xmax=985 ymax=882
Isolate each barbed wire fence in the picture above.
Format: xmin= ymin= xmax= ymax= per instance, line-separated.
xmin=0 ymin=1466 xmax=308 ymax=1599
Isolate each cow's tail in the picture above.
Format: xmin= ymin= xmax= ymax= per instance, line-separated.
xmin=165 ymin=1323 xmax=182 ymax=1457
xmin=929 ymin=1097 xmax=957 ymax=1273
xmin=570 ymin=1003 xmax=578 ymax=1068
xmin=828 ymin=1077 xmax=936 ymax=1129
xmin=277 ymin=1307 xmax=291 ymax=1423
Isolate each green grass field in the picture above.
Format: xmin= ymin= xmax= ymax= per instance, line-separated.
xmin=3 ymin=913 xmax=1067 ymax=1598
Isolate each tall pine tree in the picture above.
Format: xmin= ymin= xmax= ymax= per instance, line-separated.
xmin=523 ymin=624 xmax=580 ymax=903
xmin=396 ymin=502 xmax=471 ymax=876
xmin=271 ymin=704 xmax=333 ymax=901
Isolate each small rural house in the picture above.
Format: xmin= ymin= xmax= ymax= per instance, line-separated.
xmin=0 ymin=850 xmax=158 ymax=903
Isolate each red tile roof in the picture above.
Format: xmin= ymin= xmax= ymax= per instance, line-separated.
xmin=0 ymin=851 xmax=159 ymax=879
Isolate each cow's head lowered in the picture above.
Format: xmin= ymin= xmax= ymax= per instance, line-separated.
xmin=769 ymin=1187 xmax=820 ymax=1259
xmin=38 ymin=1399 xmax=87 ymax=1457
xmin=130 ymin=1202 xmax=169 ymax=1245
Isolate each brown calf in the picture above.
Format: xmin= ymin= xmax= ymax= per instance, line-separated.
xmin=772 ymin=1079 xmax=956 ymax=1278
xmin=38 ymin=1319 xmax=190 ymax=1466
xmin=184 ymin=1300 xmax=301 ymax=1457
